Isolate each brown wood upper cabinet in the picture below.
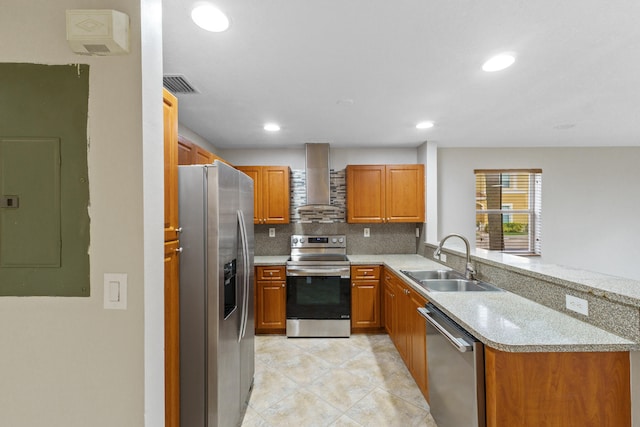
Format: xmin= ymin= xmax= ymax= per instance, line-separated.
xmin=346 ymin=164 xmax=425 ymax=223
xmin=236 ymin=166 xmax=290 ymax=224
xmin=163 ymin=89 xmax=179 ymax=242
xmin=177 ymin=136 xmax=232 ymax=166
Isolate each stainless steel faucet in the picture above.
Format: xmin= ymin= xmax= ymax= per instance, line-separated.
xmin=434 ymin=233 xmax=477 ymax=280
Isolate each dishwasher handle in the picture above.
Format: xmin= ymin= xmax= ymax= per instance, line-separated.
xmin=418 ymin=306 xmax=474 ymax=353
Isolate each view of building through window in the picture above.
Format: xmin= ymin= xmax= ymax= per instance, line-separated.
xmin=475 ymin=169 xmax=542 ymax=255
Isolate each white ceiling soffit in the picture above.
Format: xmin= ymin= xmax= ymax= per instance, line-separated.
xmin=162 ymin=0 xmax=640 ymax=149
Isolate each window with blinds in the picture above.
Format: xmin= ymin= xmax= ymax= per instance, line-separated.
xmin=475 ymin=169 xmax=542 ymax=255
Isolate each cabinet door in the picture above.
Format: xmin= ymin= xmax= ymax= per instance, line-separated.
xmin=395 ymin=283 xmax=411 ymax=362
xmin=262 ymin=166 xmax=290 ymax=224
xmin=383 ymin=274 xmax=397 ymax=336
xmin=386 ymin=164 xmax=425 ymax=222
xmin=177 ymin=137 xmax=194 ymax=165
xmin=163 ymin=89 xmax=179 ymax=242
xmin=236 ymin=166 xmax=261 ymax=224
xmin=346 ymin=165 xmax=386 ymax=223
xmin=408 ymin=289 xmax=428 ymax=400
xmin=164 ymin=240 xmax=180 ymax=427
xmin=192 ymin=144 xmax=215 ymax=165
xmin=256 ymin=280 xmax=286 ymax=330
xmin=351 ymin=279 xmax=380 ymax=328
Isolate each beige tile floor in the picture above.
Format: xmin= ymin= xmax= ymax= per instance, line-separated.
xmin=241 ymin=334 xmax=438 ymax=427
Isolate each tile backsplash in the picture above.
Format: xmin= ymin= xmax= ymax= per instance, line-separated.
xmin=255 ymin=223 xmax=419 ymax=256
xmin=290 ymin=169 xmax=346 ymax=223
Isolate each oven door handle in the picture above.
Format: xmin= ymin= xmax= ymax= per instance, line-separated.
xmin=286 ymin=266 xmax=350 ymax=278
xmin=418 ymin=306 xmax=474 ymax=352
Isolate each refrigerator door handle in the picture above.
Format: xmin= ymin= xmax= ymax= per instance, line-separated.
xmin=237 ymin=209 xmax=250 ymax=341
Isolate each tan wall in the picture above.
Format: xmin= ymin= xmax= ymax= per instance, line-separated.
xmin=0 ymin=2 xmax=163 ymax=426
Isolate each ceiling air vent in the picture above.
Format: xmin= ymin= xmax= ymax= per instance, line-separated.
xmin=163 ymin=75 xmax=198 ymax=94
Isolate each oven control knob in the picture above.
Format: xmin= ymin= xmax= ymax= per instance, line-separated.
xmin=299 ymin=238 xmax=305 ymax=243
xmin=331 ymin=238 xmax=337 ymax=243
xmin=338 ymin=237 xmax=344 ymax=243
xmin=292 ymin=238 xmax=298 ymax=244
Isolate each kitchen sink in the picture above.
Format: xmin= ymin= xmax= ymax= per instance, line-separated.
xmin=400 ymin=270 xmax=504 ymax=292
xmin=401 ymin=269 xmax=465 ymax=281
xmin=417 ymin=278 xmax=503 ymax=292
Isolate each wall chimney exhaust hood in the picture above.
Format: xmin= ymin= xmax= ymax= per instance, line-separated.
xmin=298 ymin=143 xmax=338 ymax=211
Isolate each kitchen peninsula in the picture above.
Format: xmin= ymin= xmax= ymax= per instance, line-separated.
xmin=255 ymin=252 xmax=637 ymax=426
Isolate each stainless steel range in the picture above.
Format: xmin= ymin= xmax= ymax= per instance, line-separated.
xmin=285 ymin=235 xmax=351 ymax=337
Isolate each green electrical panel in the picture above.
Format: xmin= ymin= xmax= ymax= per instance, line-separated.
xmin=0 ymin=63 xmax=90 ymax=296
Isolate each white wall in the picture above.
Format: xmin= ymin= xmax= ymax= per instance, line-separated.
xmin=220 ymin=146 xmax=418 ymax=170
xmin=438 ymin=147 xmax=640 ymax=280
xmin=0 ymin=2 xmax=163 ymax=426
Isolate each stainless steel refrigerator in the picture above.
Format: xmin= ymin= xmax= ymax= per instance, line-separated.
xmin=178 ymin=161 xmax=255 ymax=427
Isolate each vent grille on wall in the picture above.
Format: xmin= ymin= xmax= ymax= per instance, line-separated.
xmin=163 ymin=75 xmax=198 ymax=94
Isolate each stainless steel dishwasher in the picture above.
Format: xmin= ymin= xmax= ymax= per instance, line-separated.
xmin=418 ymin=303 xmax=486 ymax=427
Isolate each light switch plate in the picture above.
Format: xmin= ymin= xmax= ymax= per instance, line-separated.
xmin=364 ymin=228 xmax=370 ymax=237
xmin=269 ymin=228 xmax=275 ymax=237
xmin=104 ymin=273 xmax=127 ymax=310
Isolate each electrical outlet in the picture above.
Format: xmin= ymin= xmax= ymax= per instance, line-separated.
xmin=415 ymin=227 xmax=420 ymax=237
xmin=363 ymin=228 xmax=370 ymax=237
xmin=566 ymin=295 xmax=588 ymax=316
xmin=433 ymin=251 xmax=447 ymax=262
xmin=269 ymin=228 xmax=275 ymax=237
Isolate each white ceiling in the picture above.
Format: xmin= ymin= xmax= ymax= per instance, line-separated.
xmin=162 ymin=0 xmax=640 ymax=149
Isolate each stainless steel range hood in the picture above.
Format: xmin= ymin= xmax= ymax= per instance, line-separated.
xmin=298 ymin=143 xmax=338 ymax=211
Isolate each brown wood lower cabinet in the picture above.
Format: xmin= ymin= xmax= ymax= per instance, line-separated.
xmin=164 ymin=240 xmax=180 ymax=427
xmin=485 ymin=347 xmax=630 ymax=427
xmin=255 ymin=266 xmax=286 ymax=334
xmin=351 ymin=265 xmax=382 ymax=332
xmin=384 ymin=268 xmax=429 ymax=401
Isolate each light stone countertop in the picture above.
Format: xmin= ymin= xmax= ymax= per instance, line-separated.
xmin=432 ymin=244 xmax=640 ymax=307
xmin=254 ymin=255 xmax=290 ymax=265
xmin=257 ymin=254 xmax=637 ymax=352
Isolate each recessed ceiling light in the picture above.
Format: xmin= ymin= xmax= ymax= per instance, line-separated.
xmin=416 ymin=121 xmax=434 ymax=130
xmin=264 ymin=123 xmax=281 ymax=132
xmin=482 ymin=53 xmax=516 ymax=72
xmin=191 ymin=4 xmax=230 ymax=32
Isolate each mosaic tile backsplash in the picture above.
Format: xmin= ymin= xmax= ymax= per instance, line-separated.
xmin=290 ymin=169 xmax=346 ymax=223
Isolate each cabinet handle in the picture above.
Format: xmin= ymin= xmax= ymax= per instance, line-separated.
xmin=269 ymin=271 xmax=273 ymax=276
xmin=352 ymin=282 xmax=355 ymax=287
xmin=175 ymin=247 xmax=183 ymax=254
xmin=281 ymin=284 xmax=285 ymax=288
xmin=175 ymin=227 xmax=183 ymax=233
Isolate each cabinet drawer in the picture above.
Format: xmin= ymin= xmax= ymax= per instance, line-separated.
xmin=256 ymin=265 xmax=286 ymax=281
xmin=352 ymin=265 xmax=381 ymax=280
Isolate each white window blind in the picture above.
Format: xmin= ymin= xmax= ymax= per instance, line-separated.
xmin=475 ymin=169 xmax=542 ymax=255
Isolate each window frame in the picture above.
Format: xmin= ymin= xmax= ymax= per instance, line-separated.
xmin=475 ymin=169 xmax=542 ymax=256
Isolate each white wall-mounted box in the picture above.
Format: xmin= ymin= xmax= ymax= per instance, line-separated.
xmin=66 ymin=9 xmax=130 ymax=56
